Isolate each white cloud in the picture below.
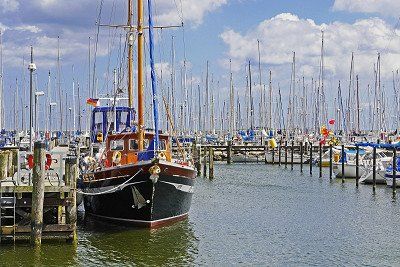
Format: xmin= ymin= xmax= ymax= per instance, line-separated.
xmin=152 ymin=0 xmax=228 ymax=26
xmin=333 ymin=0 xmax=400 ymax=17
xmin=13 ymin=25 xmax=41 ymax=33
xmin=0 ymin=0 xmax=19 ymax=13
xmin=220 ymin=13 xmax=400 ymax=85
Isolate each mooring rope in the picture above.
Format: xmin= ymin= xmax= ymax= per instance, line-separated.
xmin=79 ymin=169 xmax=142 ymax=196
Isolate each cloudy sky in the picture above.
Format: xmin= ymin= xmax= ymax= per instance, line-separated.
xmin=0 ymin=0 xmax=400 ymax=129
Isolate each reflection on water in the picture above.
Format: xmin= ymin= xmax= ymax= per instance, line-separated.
xmin=3 ymin=164 xmax=400 ymax=265
xmin=77 ymin=214 xmax=198 ymax=266
xmin=0 ymin=239 xmax=78 ymax=266
xmin=0 ymin=212 xmax=198 ymax=266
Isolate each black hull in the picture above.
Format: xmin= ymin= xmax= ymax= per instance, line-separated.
xmin=83 ymin=166 xmax=195 ymax=227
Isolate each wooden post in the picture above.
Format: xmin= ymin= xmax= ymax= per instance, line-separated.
xmin=271 ymin=147 xmax=275 ymax=165
xmin=309 ymin=142 xmax=313 ymax=175
xmin=203 ymin=146 xmax=207 ymax=178
xmin=278 ymin=139 xmax=282 ymax=166
xmin=244 ymin=146 xmax=247 ymax=164
xmin=227 ymin=141 xmax=232 ymax=164
xmin=284 ymin=140 xmax=288 ymax=168
xmin=196 ymin=146 xmax=201 ymax=176
xmin=65 ymin=157 xmax=78 ymax=242
xmin=341 ymin=144 xmax=345 ymax=183
xmin=372 ymin=146 xmax=376 ymax=191
xmin=31 ymin=141 xmax=46 ymax=246
xmin=329 ymin=144 xmax=333 ymax=180
xmin=319 ymin=143 xmax=322 ymax=178
xmin=291 ymin=140 xmax=294 ymax=170
xmin=209 ymin=148 xmax=214 ymax=179
xmin=355 ymin=145 xmax=359 ymax=187
xmin=264 ymin=145 xmax=268 ymax=164
xmin=392 ymin=147 xmax=396 ymax=195
xmin=300 ymin=142 xmax=303 ymax=173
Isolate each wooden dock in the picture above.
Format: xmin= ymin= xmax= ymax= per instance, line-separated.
xmin=0 ymin=142 xmax=78 ymax=244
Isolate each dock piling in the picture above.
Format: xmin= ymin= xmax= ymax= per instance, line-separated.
xmin=196 ymin=145 xmax=201 ymax=176
xmin=284 ymin=141 xmax=288 ymax=168
xmin=319 ymin=143 xmax=322 ymax=178
xmin=65 ymin=157 xmax=78 ymax=242
xmin=264 ymin=145 xmax=268 ymax=164
xmin=356 ymin=145 xmax=359 ymax=187
xmin=209 ymin=148 xmax=214 ymax=180
xmin=278 ymin=139 xmax=282 ymax=166
xmin=341 ymin=144 xmax=345 ymax=183
xmin=227 ymin=141 xmax=232 ymax=165
xmin=309 ymin=142 xmax=313 ymax=175
xmin=203 ymin=147 xmax=207 ymax=178
xmin=291 ymin=140 xmax=294 ymax=170
xmin=300 ymin=142 xmax=303 ymax=173
xmin=30 ymin=141 xmax=46 ymax=246
xmin=392 ymin=148 xmax=396 ymax=195
xmin=372 ymin=146 xmax=376 ymax=192
xmin=329 ymin=144 xmax=333 ymax=180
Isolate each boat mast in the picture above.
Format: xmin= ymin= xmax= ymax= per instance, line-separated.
xmin=0 ymin=30 xmax=3 ymax=130
xmin=127 ymin=0 xmax=134 ymax=108
xmin=229 ymin=59 xmax=234 ymax=136
xmin=269 ymin=70 xmax=272 ymax=130
xmin=257 ymin=40 xmax=263 ymax=129
xmin=248 ymin=61 xmax=254 ymax=130
xmin=137 ymin=0 xmax=145 ymax=150
xmin=28 ymin=47 xmax=36 ymax=152
xmin=57 ymin=36 xmax=63 ymax=133
xmin=356 ymin=75 xmax=360 ymax=133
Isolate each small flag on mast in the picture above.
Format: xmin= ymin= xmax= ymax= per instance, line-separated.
xmin=86 ymin=98 xmax=99 ymax=107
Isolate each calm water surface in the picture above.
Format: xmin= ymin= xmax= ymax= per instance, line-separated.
xmin=1 ymin=164 xmax=400 ymax=266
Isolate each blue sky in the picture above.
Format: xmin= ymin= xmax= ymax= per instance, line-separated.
xmin=0 ymin=0 xmax=400 ymax=130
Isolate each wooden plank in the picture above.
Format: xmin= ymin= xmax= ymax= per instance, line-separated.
xmin=15 ymin=224 xmax=74 ymax=233
xmin=15 ymin=197 xmax=73 ymax=208
xmin=0 ymin=186 xmax=71 ymax=193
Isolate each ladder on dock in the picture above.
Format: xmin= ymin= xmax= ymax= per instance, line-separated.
xmin=0 ymin=180 xmax=16 ymax=244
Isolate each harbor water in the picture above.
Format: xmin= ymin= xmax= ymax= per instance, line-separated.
xmin=1 ymin=163 xmax=400 ymax=266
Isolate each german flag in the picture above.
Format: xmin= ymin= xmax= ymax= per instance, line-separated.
xmin=86 ymin=98 xmax=99 ymax=107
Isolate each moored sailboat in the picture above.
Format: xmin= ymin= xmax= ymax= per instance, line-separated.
xmin=81 ymin=0 xmax=196 ymax=228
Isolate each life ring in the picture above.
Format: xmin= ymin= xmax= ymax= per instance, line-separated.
xmin=27 ymin=154 xmax=52 ymax=170
xmin=104 ymin=159 xmax=111 ymax=168
xmin=97 ymin=132 xmax=103 ymax=142
xmin=333 ymin=154 xmax=340 ymax=162
xmin=45 ymin=154 xmax=52 ymax=170
xmin=158 ymin=151 xmax=166 ymax=160
xmin=27 ymin=154 xmax=34 ymax=169
xmin=112 ymin=151 xmax=122 ymax=164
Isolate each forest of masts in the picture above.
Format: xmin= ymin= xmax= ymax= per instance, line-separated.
xmin=0 ymin=30 xmax=399 ymax=138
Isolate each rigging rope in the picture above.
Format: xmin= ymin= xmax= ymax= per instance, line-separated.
xmin=81 ymin=169 xmax=142 ymax=196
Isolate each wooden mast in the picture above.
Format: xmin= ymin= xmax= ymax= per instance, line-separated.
xmin=127 ymin=0 xmax=134 ymax=108
xmin=137 ymin=0 xmax=145 ymax=150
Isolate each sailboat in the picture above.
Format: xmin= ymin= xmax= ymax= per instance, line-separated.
xmin=81 ymin=0 xmax=196 ymax=228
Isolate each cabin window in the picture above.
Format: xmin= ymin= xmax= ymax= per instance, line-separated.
xmin=144 ymin=139 xmax=149 ymax=149
xmin=94 ymin=112 xmax=103 ymax=131
xmin=110 ymin=139 xmax=124 ymax=151
xmin=119 ymin=111 xmax=129 ymax=129
xmin=107 ymin=111 xmax=116 ymax=131
xmin=129 ymin=139 xmax=139 ymax=150
xmin=159 ymin=140 xmax=167 ymax=151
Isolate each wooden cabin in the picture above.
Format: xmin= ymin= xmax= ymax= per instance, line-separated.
xmin=105 ymin=132 xmax=172 ymax=167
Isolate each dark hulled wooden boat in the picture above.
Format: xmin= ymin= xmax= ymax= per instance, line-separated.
xmin=82 ymin=132 xmax=196 ymax=227
xmin=81 ymin=0 xmax=196 ymax=228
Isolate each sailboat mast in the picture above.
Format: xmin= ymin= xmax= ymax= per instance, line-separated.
xmin=257 ymin=40 xmax=263 ymax=128
xmin=356 ymin=75 xmax=360 ymax=133
xmin=127 ymin=0 xmax=134 ymax=108
xmin=28 ymin=46 xmax=35 ymax=151
xmin=0 ymin=30 xmax=3 ymax=130
xmin=137 ymin=0 xmax=145 ymax=150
